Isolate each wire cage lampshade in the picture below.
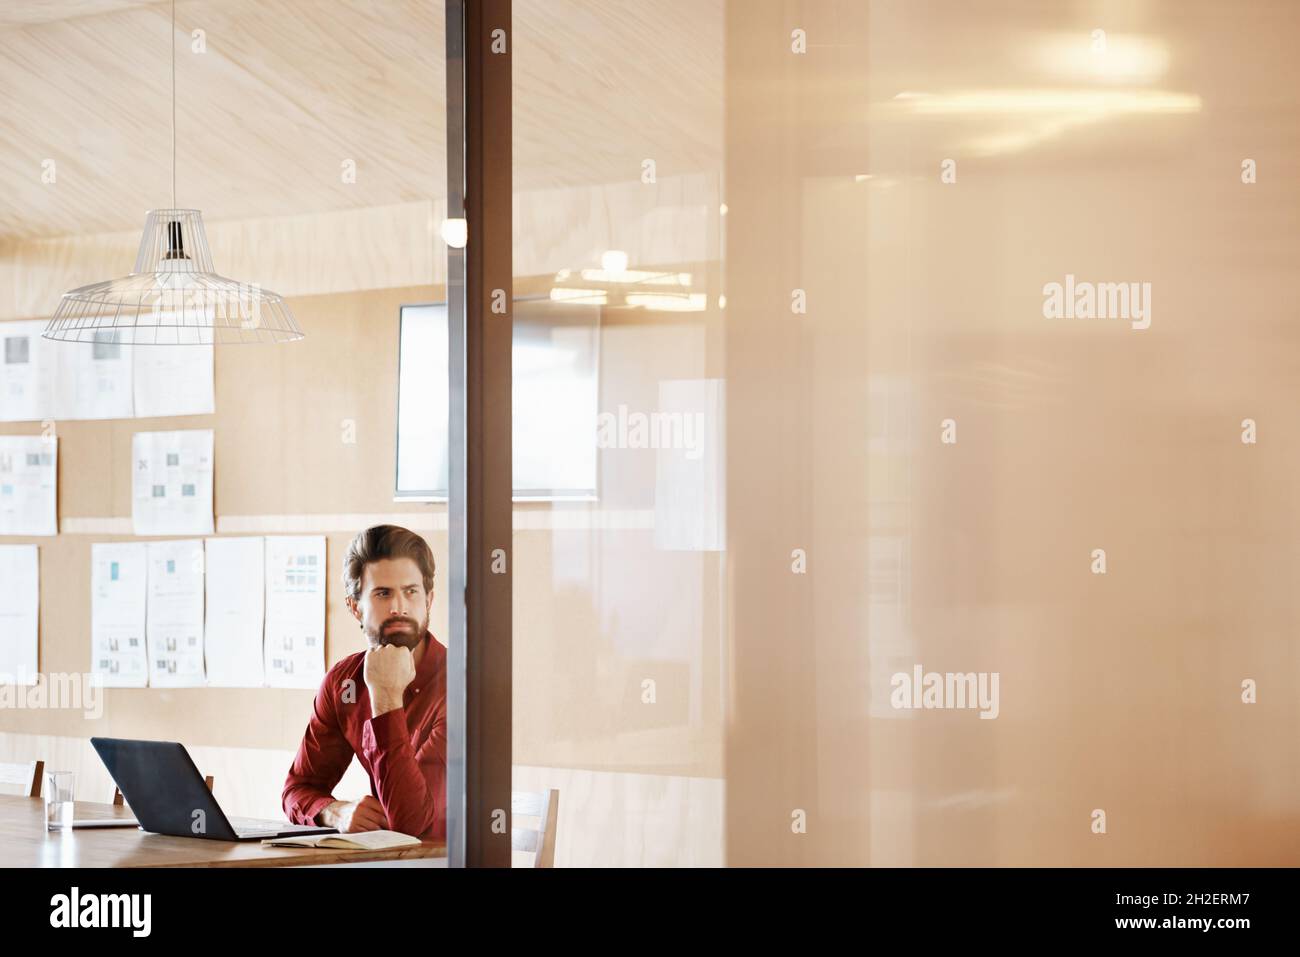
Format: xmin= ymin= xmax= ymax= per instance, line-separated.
xmin=43 ymin=209 xmax=304 ymax=345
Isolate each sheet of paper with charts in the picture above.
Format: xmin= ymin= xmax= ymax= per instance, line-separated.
xmin=90 ymin=542 xmax=149 ymax=688
xmin=0 ymin=544 xmax=38 ymax=684
xmin=264 ymin=535 xmax=326 ymax=689
xmin=53 ymin=333 xmax=134 ymax=420
xmin=0 ymin=321 xmax=57 ymax=422
xmin=132 ymin=343 xmax=214 ymax=418
xmin=203 ymin=536 xmax=266 ymax=687
xmin=0 ymin=318 xmax=212 ymax=422
xmin=145 ymin=539 xmax=207 ymax=687
xmin=132 ymin=429 xmax=215 ymax=536
xmin=0 ymin=434 xmax=57 ymax=536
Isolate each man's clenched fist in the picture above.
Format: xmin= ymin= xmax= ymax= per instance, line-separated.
xmin=320 ymin=795 xmax=387 ymax=833
xmin=364 ymin=642 xmax=415 ymax=717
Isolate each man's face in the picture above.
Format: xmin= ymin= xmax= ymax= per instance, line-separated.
xmin=348 ymin=557 xmax=433 ymax=650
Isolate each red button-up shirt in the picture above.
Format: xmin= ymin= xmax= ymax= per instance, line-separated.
xmin=282 ymin=631 xmax=447 ymax=840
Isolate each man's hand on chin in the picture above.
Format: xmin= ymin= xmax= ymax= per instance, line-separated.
xmin=364 ymin=642 xmax=416 ymax=717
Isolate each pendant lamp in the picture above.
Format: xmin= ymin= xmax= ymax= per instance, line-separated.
xmin=43 ymin=1 xmax=303 ymax=345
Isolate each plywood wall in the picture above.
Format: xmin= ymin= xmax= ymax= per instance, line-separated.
xmin=0 ymin=283 xmax=449 ymax=752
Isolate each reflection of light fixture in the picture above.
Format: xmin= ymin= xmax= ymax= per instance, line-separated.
xmin=625 ymin=293 xmax=707 ymax=312
xmin=579 ymin=268 xmax=691 ymax=286
xmin=891 ymin=88 xmax=1200 ymax=116
xmin=600 ymin=249 xmax=629 ymax=273
xmin=1028 ymin=33 xmax=1170 ymax=82
xmin=551 ymin=261 xmax=706 ymax=311
xmin=45 ymin=0 xmax=302 ymax=345
xmin=441 ymin=218 xmax=468 ymax=249
xmin=890 ymin=87 xmax=1201 ymax=159
xmin=549 ymin=288 xmax=608 ymax=305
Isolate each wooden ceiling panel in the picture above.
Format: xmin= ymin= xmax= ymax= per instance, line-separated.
xmin=0 ymin=0 xmax=724 ymax=243
xmin=0 ymin=1 xmax=155 ymax=29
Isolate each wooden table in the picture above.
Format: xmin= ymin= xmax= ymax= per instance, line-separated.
xmin=0 ymin=795 xmax=446 ymax=867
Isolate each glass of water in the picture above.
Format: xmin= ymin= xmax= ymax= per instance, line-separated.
xmin=44 ymin=771 xmax=75 ymax=831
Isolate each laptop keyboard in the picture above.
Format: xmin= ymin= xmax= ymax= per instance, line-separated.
xmin=228 ymin=816 xmax=327 ymax=834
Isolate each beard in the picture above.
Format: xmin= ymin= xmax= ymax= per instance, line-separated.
xmin=366 ymin=613 xmax=427 ymax=650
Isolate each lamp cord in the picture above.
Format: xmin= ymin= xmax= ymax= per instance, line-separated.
xmin=170 ymin=0 xmax=176 ymax=209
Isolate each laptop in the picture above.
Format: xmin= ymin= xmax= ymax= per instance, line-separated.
xmin=90 ymin=737 xmax=338 ymax=842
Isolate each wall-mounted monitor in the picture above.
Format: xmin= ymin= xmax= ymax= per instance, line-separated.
xmin=395 ymin=297 xmax=600 ymax=501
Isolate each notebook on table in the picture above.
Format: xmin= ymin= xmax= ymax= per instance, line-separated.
xmin=261 ymin=829 xmax=421 ymax=850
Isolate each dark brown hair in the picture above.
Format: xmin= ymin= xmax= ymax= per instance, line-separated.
xmin=342 ymin=524 xmax=436 ymax=602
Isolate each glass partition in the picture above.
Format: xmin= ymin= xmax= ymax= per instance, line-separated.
xmin=511 ymin=0 xmax=1300 ymax=867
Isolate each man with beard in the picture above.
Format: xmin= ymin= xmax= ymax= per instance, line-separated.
xmin=282 ymin=525 xmax=446 ymax=838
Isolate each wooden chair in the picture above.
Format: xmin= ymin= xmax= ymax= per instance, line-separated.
xmin=114 ymin=774 xmax=213 ymax=808
xmin=0 ymin=760 xmax=44 ymax=798
xmin=511 ymin=788 xmax=559 ymax=868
